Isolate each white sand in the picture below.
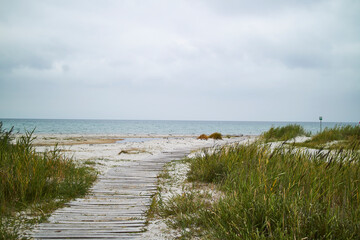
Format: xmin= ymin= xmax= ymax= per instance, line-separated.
xmin=290 ymin=136 xmax=311 ymax=143
xmin=34 ymin=134 xmax=254 ymax=174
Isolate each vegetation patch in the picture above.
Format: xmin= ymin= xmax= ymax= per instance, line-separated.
xmin=197 ymin=134 xmax=209 ymax=140
xmin=149 ymin=159 xmax=219 ymax=239
xmin=160 ymin=141 xmax=360 ymax=239
xmin=0 ymin=123 xmax=97 ymax=239
xmin=297 ymin=125 xmax=360 ymax=150
xmin=197 ymin=133 xmax=223 ymax=140
xmin=208 ymin=132 xmax=222 ymax=140
xmin=261 ymin=124 xmax=310 ymax=142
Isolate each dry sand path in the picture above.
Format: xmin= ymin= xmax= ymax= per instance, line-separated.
xmin=30 ymin=136 xmax=249 ymax=239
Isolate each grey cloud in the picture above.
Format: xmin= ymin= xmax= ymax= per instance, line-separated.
xmin=202 ymin=0 xmax=326 ymax=16
xmin=0 ymin=49 xmax=52 ymax=71
xmin=0 ymin=0 xmax=359 ymax=121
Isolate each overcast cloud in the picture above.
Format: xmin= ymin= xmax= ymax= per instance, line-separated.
xmin=0 ymin=0 xmax=359 ymax=121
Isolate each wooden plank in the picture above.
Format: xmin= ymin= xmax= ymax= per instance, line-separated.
xmin=33 ymin=233 xmax=143 ymax=239
xmin=62 ymin=205 xmax=149 ymax=210
xmin=34 ymin=238 xmax=140 ymax=240
xmin=48 ymin=214 xmax=146 ymax=221
xmin=66 ymin=199 xmax=151 ymax=204
xmin=37 ymin=224 xmax=145 ymax=230
xmin=37 ymin=222 xmax=144 ymax=227
xmin=52 ymin=212 xmax=147 ymax=216
xmin=34 ymin=228 xmax=145 ymax=233
xmin=65 ymin=201 xmax=151 ymax=205
xmin=47 ymin=220 xmax=146 ymax=224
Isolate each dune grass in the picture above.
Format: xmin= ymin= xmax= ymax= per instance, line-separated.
xmin=261 ymin=124 xmax=310 ymax=142
xmin=298 ymin=125 xmax=360 ymax=150
xmin=261 ymin=124 xmax=360 ymax=149
xmin=159 ymin=141 xmax=360 ymax=239
xmin=0 ymin=123 xmax=97 ymax=239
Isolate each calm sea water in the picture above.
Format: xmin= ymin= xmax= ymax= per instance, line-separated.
xmin=0 ymin=119 xmax=357 ymax=136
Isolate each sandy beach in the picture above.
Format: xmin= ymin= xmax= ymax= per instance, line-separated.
xmin=32 ymin=134 xmax=253 ymax=173
xmin=28 ymin=134 xmax=254 ymax=239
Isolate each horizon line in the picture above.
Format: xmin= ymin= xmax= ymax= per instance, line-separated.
xmin=0 ymin=117 xmax=357 ymax=123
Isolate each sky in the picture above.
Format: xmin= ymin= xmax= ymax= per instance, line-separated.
xmin=0 ymin=0 xmax=359 ymax=122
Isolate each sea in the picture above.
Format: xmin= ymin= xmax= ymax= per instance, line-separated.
xmin=0 ymin=119 xmax=357 ymax=136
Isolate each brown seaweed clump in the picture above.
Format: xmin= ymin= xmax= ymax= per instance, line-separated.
xmin=209 ymin=132 xmax=222 ymax=140
xmin=197 ymin=134 xmax=209 ymax=140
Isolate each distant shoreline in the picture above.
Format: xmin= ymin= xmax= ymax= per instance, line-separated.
xmin=21 ymin=133 xmax=252 ymax=146
xmin=2 ymin=119 xmax=356 ymax=136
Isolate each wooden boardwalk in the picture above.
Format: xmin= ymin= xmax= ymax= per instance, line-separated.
xmin=31 ymin=149 xmax=191 ymax=239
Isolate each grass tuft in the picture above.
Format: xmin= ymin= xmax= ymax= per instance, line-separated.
xmin=0 ymin=123 xmax=97 ymax=238
xmin=261 ymin=124 xmax=310 ymax=142
xmin=299 ymin=125 xmax=360 ymax=149
xmin=164 ymin=141 xmax=360 ymax=239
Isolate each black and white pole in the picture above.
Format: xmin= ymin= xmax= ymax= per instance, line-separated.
xmin=319 ymin=116 xmax=323 ymax=133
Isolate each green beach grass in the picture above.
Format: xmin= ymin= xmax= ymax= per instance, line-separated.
xmin=261 ymin=124 xmax=310 ymax=142
xmin=297 ymin=125 xmax=360 ymax=150
xmin=260 ymin=123 xmax=360 ymax=150
xmin=154 ymin=127 xmax=360 ymax=239
xmin=0 ymin=123 xmax=97 ymax=239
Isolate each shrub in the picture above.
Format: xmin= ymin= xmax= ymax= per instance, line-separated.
xmin=197 ymin=134 xmax=209 ymax=140
xmin=208 ymin=132 xmax=222 ymax=140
